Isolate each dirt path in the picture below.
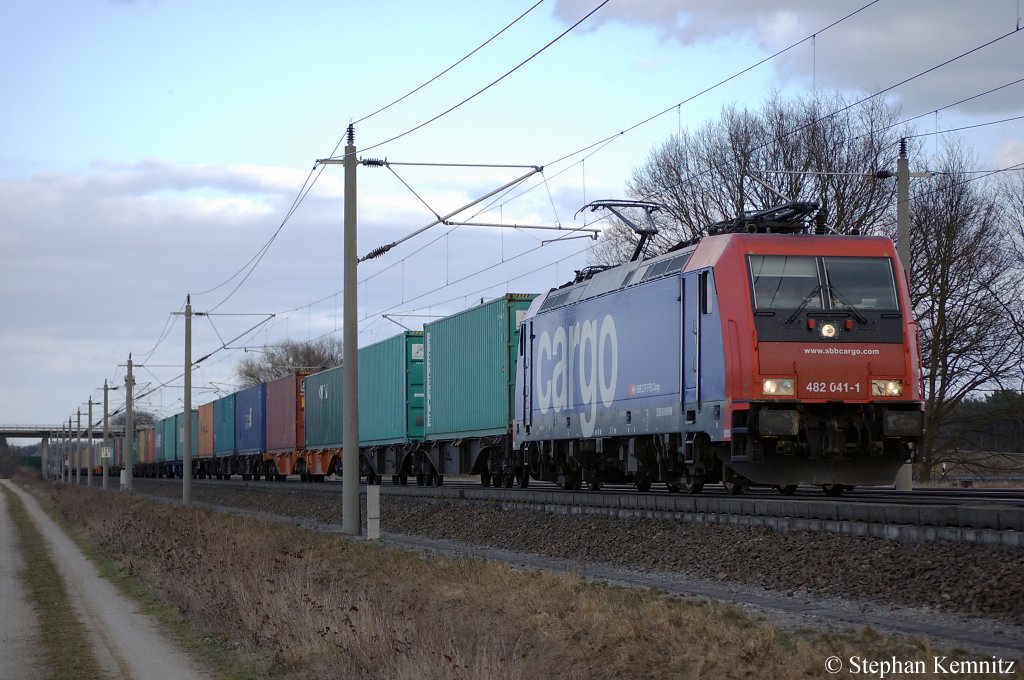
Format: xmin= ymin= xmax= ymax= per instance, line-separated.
xmin=1 ymin=480 xmax=210 ymax=680
xmin=0 ymin=487 xmax=45 ymax=680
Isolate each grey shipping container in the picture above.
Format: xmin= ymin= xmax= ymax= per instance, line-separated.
xmin=424 ymin=294 xmax=535 ymax=440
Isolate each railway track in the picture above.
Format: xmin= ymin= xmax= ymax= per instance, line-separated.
xmin=135 ymin=476 xmax=1024 ymax=545
xmin=136 ymin=475 xmax=1024 ymax=504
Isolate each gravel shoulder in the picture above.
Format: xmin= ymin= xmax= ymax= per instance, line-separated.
xmin=0 ymin=487 xmax=44 ymax=680
xmin=2 ymin=480 xmax=211 ymax=680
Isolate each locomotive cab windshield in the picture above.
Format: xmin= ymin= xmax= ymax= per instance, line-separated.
xmin=748 ymin=255 xmax=899 ymax=314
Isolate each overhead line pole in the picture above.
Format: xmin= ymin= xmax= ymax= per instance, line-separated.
xmin=66 ymin=417 xmax=72 ymax=483
xmin=87 ymin=398 xmax=93 ymax=487
xmin=102 ymin=381 xmax=110 ymax=490
xmin=75 ymin=409 xmax=81 ymax=485
xmin=124 ymin=355 xmax=135 ymax=491
xmin=318 ymin=126 xmax=362 ymax=536
xmin=894 ymin=138 xmax=935 ymax=491
xmin=183 ymin=295 xmax=193 ymax=506
xmin=341 ymin=126 xmax=360 ymax=536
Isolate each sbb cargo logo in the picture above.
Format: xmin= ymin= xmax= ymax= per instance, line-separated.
xmin=535 ymin=314 xmax=618 ymax=437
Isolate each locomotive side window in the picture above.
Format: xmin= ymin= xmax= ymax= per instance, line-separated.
xmin=700 ymin=271 xmax=713 ymax=314
xmin=822 ymin=257 xmax=899 ymax=310
xmin=748 ymin=255 xmax=821 ymax=310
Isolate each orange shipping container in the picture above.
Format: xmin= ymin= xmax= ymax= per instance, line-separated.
xmin=198 ymin=402 xmax=215 ymax=457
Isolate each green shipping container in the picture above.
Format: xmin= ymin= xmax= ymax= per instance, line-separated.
xmin=424 ymin=294 xmax=535 ymax=440
xmin=358 ymin=331 xmax=424 ymax=446
xmin=161 ymin=417 xmax=177 ymax=462
xmin=304 ymin=365 xmax=343 ymax=449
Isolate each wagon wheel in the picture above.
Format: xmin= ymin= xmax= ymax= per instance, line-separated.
xmin=821 ymin=484 xmax=846 ymax=497
xmin=634 ymin=474 xmax=652 ymax=492
xmin=587 ymin=478 xmax=603 ymax=492
xmin=774 ymin=485 xmax=798 ymax=496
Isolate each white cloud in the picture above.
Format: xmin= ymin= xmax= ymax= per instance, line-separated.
xmin=554 ymin=0 xmax=1024 ymax=115
xmin=993 ymin=139 xmax=1024 ymax=169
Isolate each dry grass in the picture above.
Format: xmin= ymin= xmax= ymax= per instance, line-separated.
xmin=25 ymin=480 xmax=991 ymax=680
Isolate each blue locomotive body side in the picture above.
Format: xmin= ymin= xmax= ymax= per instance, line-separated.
xmin=516 ymin=265 xmax=727 ymax=447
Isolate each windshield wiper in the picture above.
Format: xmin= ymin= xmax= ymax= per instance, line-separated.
xmin=784 ymin=285 xmax=824 ymax=325
xmin=826 ymin=285 xmax=868 ymax=325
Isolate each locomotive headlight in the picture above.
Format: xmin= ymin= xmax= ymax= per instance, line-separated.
xmin=820 ymin=323 xmax=838 ymax=339
xmin=762 ymin=378 xmax=795 ymax=396
xmin=871 ymin=379 xmax=904 ymax=397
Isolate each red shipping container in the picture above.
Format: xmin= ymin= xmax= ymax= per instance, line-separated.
xmin=266 ymin=373 xmax=307 ymax=453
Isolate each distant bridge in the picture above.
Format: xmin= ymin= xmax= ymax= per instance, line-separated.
xmin=0 ymin=425 xmax=127 ymax=439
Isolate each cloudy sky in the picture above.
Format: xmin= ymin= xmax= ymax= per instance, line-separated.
xmin=2 ymin=0 xmax=1022 ymax=435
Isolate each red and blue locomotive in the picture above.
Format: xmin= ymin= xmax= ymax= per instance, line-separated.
xmin=513 ymin=202 xmax=924 ymax=495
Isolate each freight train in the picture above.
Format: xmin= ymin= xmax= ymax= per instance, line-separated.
xmin=129 ymin=201 xmax=924 ymax=496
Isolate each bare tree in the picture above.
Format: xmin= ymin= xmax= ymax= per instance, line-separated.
xmin=235 ymin=337 xmax=343 ymax=387
xmin=906 ymin=142 xmax=1024 ymax=478
xmin=109 ymin=410 xmax=157 ymax=427
xmin=594 ymin=91 xmax=904 ymax=263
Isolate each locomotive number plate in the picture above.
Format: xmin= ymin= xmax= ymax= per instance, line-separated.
xmin=805 ymin=381 xmax=861 ymax=395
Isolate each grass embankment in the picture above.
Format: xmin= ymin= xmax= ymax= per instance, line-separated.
xmin=26 ymin=480 xmax=973 ymax=680
xmin=1 ymin=485 xmax=108 ymax=680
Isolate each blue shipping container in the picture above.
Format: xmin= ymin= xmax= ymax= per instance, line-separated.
xmin=235 ymin=385 xmax=266 ymax=454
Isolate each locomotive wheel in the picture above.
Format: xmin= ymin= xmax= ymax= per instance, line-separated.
xmin=682 ymin=474 xmax=704 ymax=494
xmin=416 ymin=474 xmax=425 ymax=486
xmin=516 ymin=469 xmax=530 ymax=489
xmin=398 ymin=474 xmax=408 ymax=485
xmin=821 ymin=484 xmax=847 ymax=497
xmin=436 ymin=475 xmax=444 ymax=487
xmin=480 ymin=472 xmax=491 ymax=488
xmin=559 ymin=473 xmax=573 ymax=491
xmin=573 ymin=476 xmax=583 ymax=490
xmin=503 ymin=474 xmax=514 ymax=489
xmin=722 ymin=477 xmax=747 ymax=495
xmin=634 ymin=475 xmax=652 ymax=492
xmin=493 ymin=472 xmax=505 ymax=488
xmin=775 ymin=485 xmax=798 ymax=496
xmin=392 ymin=475 xmax=400 ymax=485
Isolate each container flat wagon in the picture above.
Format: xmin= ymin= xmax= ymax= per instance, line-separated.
xmin=422 ymin=294 xmax=536 ymax=486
